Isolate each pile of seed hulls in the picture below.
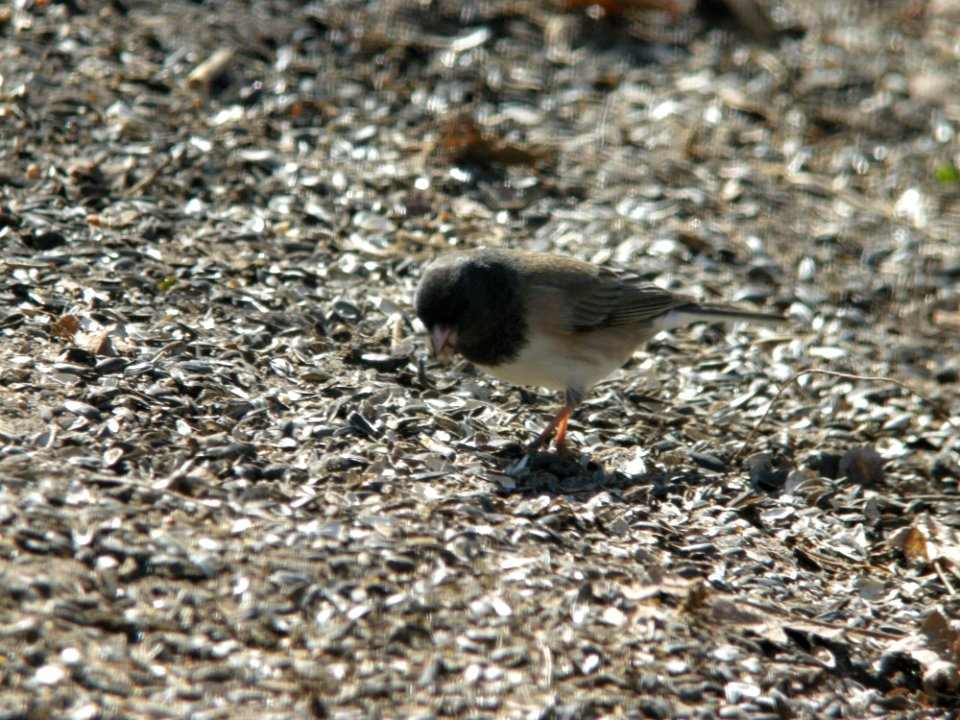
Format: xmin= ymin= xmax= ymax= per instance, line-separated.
xmin=0 ymin=1 xmax=958 ymax=718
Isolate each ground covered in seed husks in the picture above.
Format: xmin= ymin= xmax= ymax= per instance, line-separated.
xmin=1 ymin=0 xmax=960 ymax=718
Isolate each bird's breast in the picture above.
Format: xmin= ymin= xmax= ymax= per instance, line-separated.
xmin=475 ymin=325 xmax=642 ymax=395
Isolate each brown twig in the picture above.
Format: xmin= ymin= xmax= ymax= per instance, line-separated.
xmin=737 ymin=597 xmax=906 ymax=641
xmin=185 ymin=47 xmax=236 ymax=96
xmin=122 ymin=155 xmax=172 ymax=198
xmin=933 ymin=558 xmax=957 ymax=596
xmin=734 ymin=368 xmax=959 ymax=463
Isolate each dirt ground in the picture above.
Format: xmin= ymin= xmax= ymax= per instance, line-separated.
xmin=1 ymin=0 xmax=959 ymax=718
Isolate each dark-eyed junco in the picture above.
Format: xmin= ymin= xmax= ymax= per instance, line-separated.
xmin=415 ymin=248 xmax=786 ymax=452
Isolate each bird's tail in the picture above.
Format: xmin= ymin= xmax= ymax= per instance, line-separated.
xmin=654 ymin=302 xmax=788 ymax=331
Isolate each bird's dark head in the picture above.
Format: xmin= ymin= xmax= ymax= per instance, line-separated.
xmin=414 ymin=250 xmax=527 ymax=366
xmin=414 ymin=253 xmax=471 ymax=359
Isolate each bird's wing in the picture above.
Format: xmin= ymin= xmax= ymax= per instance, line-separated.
xmin=567 ymin=269 xmax=691 ymax=331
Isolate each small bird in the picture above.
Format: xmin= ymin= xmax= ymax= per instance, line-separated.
xmin=415 ymin=248 xmax=786 ymax=452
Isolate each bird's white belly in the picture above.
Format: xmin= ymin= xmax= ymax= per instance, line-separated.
xmin=475 ymin=330 xmax=632 ymax=395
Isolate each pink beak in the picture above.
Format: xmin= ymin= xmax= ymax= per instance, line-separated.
xmin=429 ymin=326 xmax=457 ymax=360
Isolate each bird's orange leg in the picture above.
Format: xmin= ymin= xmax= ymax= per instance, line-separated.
xmin=528 ymin=403 xmax=573 ymax=452
xmin=528 ymin=388 xmax=583 ymax=454
xmin=553 ymin=410 xmax=571 ymax=454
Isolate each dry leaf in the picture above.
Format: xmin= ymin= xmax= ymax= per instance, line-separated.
xmin=839 ymin=446 xmax=885 ymax=485
xmin=51 ymin=314 xmax=81 ymax=339
xmin=902 ymin=526 xmax=930 ymax=567
xmin=434 ymin=113 xmax=555 ymax=168
xmin=76 ymin=330 xmax=115 ymax=357
xmin=886 ymin=609 xmax=960 ymax=695
xmin=562 ymin=0 xmax=686 ymax=18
